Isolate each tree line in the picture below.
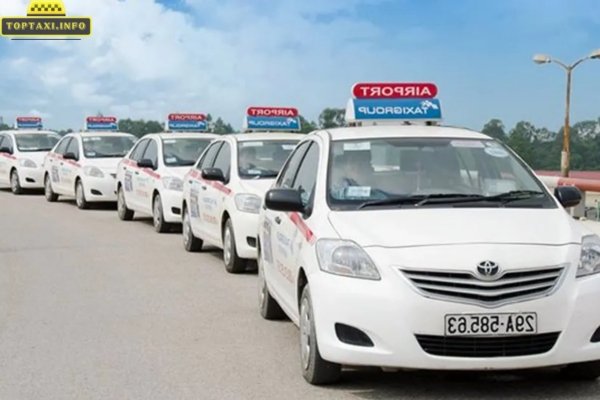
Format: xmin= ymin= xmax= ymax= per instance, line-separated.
xmin=3 ymin=110 xmax=599 ymax=171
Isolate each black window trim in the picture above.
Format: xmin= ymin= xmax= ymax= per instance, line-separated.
xmin=197 ymin=141 xmax=224 ymax=170
xmin=129 ymin=139 xmax=150 ymax=162
xmin=275 ymin=141 xmax=311 ymax=188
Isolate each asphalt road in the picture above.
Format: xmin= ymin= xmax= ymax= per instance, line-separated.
xmin=1 ymin=189 xmax=599 ymax=400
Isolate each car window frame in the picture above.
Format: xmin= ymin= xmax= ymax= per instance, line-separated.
xmin=290 ymin=142 xmax=320 ymax=215
xmin=141 ymin=139 xmax=159 ymax=168
xmin=197 ymin=141 xmax=223 ymax=170
xmin=211 ymin=141 xmax=232 ymax=181
xmin=275 ymin=141 xmax=311 ymax=189
xmin=65 ymin=136 xmax=80 ymax=159
xmin=54 ymin=136 xmax=72 ymax=155
xmin=129 ymin=139 xmax=150 ymax=163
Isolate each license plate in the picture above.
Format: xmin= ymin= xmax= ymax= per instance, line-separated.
xmin=444 ymin=313 xmax=537 ymax=336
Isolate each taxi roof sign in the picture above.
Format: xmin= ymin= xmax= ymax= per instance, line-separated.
xmin=85 ymin=116 xmax=118 ymax=131
xmin=346 ymin=82 xmax=442 ymax=125
xmin=15 ymin=116 xmax=43 ymax=130
xmin=166 ymin=113 xmax=207 ymax=132
xmin=243 ymin=106 xmax=301 ymax=132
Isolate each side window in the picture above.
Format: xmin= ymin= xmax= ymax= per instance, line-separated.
xmin=142 ymin=140 xmax=159 ymax=167
xmin=292 ymin=143 xmax=320 ymax=208
xmin=66 ymin=137 xmax=80 ymax=159
xmin=277 ymin=142 xmax=310 ymax=188
xmin=0 ymin=135 xmax=5 ymax=148
xmin=54 ymin=137 xmax=71 ymax=155
xmin=212 ymin=142 xmax=231 ymax=179
xmin=198 ymin=142 xmax=222 ymax=170
xmin=130 ymin=139 xmax=149 ymax=162
xmin=2 ymin=135 xmax=14 ymax=152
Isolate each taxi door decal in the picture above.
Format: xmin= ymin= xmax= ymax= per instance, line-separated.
xmin=288 ymin=212 xmax=316 ymax=244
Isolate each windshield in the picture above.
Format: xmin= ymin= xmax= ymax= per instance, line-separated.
xmin=163 ymin=138 xmax=212 ymax=167
xmin=82 ymin=136 xmax=135 ymax=158
xmin=238 ymin=140 xmax=298 ymax=179
xmin=15 ymin=134 xmax=59 ymax=152
xmin=328 ymin=138 xmax=554 ymax=210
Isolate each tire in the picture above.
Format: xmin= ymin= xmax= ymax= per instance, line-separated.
xmin=10 ymin=170 xmax=23 ymax=195
xmin=44 ymin=174 xmax=58 ymax=202
xmin=75 ymin=180 xmax=89 ymax=210
xmin=258 ymin=245 xmax=286 ymax=320
xmin=183 ymin=206 xmax=203 ymax=252
xmin=117 ymin=186 xmax=134 ymax=221
xmin=153 ymin=193 xmax=172 ymax=233
xmin=223 ymin=218 xmax=247 ymax=273
xmin=562 ymin=361 xmax=600 ymax=380
xmin=300 ymin=285 xmax=341 ymax=385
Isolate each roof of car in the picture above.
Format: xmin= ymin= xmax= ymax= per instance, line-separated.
xmin=226 ymin=132 xmax=305 ymax=142
xmin=145 ymin=132 xmax=220 ymax=140
xmin=319 ymin=125 xmax=491 ymax=141
xmin=0 ymin=129 xmax=58 ymax=136
xmin=71 ymin=131 xmax=135 ymax=137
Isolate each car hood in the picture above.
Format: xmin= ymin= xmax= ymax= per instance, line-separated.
xmin=83 ymin=158 xmax=123 ymax=173
xmin=20 ymin=151 xmax=48 ymax=166
xmin=238 ymin=178 xmax=275 ymax=197
xmin=327 ymin=208 xmax=582 ymax=248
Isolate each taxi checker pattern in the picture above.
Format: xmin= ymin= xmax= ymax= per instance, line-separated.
xmin=27 ymin=1 xmax=66 ymax=16
xmin=3 ymin=83 xmax=600 ymax=387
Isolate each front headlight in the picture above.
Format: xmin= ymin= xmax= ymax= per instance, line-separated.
xmin=235 ymin=193 xmax=261 ymax=214
xmin=162 ymin=176 xmax=183 ymax=192
xmin=19 ymin=158 xmax=37 ymax=168
xmin=316 ymin=239 xmax=380 ymax=280
xmin=578 ymin=235 xmax=600 ymax=277
xmin=84 ymin=166 xmax=104 ymax=178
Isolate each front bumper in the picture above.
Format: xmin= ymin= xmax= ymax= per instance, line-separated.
xmin=82 ymin=175 xmax=118 ymax=202
xmin=160 ymin=189 xmax=183 ymax=223
xmin=231 ymin=210 xmax=259 ymax=260
xmin=18 ymin=166 xmax=45 ymax=189
xmin=309 ymin=244 xmax=600 ymax=370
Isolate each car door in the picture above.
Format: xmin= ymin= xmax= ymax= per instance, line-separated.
xmin=189 ymin=141 xmax=222 ymax=239
xmin=0 ymin=135 xmax=9 ymax=184
xmin=135 ymin=138 xmax=160 ymax=214
xmin=262 ymin=141 xmax=311 ymax=301
xmin=204 ymin=141 xmax=232 ymax=243
xmin=46 ymin=136 xmax=71 ymax=193
xmin=59 ymin=136 xmax=81 ymax=196
xmin=121 ymin=139 xmax=149 ymax=210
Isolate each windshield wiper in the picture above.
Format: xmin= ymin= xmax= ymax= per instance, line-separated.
xmin=357 ymin=194 xmax=479 ymax=209
xmin=417 ymin=190 xmax=546 ymax=206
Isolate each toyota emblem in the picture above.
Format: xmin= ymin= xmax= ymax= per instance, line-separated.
xmin=477 ymin=261 xmax=500 ymax=279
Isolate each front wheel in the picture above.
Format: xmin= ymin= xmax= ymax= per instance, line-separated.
xmin=44 ymin=175 xmax=58 ymax=202
xmin=300 ymin=285 xmax=341 ymax=385
xmin=153 ymin=194 xmax=172 ymax=233
xmin=117 ymin=186 xmax=134 ymax=221
xmin=223 ymin=219 xmax=247 ymax=273
xmin=75 ymin=180 xmax=89 ymax=210
xmin=183 ymin=207 xmax=203 ymax=252
xmin=562 ymin=361 xmax=600 ymax=380
xmin=10 ymin=170 xmax=23 ymax=195
xmin=258 ymin=248 xmax=285 ymax=320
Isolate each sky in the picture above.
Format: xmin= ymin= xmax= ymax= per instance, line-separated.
xmin=0 ymin=0 xmax=599 ymax=132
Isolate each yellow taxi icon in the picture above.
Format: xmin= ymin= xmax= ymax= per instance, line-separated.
xmin=27 ymin=0 xmax=66 ymax=17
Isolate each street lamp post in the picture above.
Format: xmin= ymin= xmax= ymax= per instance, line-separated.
xmin=533 ymin=50 xmax=600 ymax=177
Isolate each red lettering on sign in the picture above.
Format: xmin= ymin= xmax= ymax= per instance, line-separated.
xmin=87 ymin=116 xmax=117 ymax=123
xmin=247 ymin=107 xmax=299 ymax=118
xmin=16 ymin=116 xmax=42 ymax=123
xmin=352 ymin=83 xmax=438 ymax=99
xmin=168 ymin=113 xmax=206 ymax=121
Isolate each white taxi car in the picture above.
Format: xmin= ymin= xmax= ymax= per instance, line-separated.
xmin=181 ymin=108 xmax=302 ymax=273
xmin=43 ymin=128 xmax=136 ymax=209
xmin=258 ymin=83 xmax=600 ymax=384
xmin=116 ymin=131 xmax=217 ymax=232
xmin=0 ymin=121 xmax=60 ymax=194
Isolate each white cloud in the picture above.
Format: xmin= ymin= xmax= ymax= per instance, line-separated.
xmin=0 ymin=0 xmax=415 ymax=129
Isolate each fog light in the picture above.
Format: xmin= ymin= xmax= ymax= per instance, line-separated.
xmin=335 ymin=323 xmax=374 ymax=347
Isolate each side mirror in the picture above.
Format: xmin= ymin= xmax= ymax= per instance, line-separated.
xmin=265 ymin=188 xmax=304 ymax=213
xmin=554 ymin=186 xmax=582 ymax=208
xmin=201 ymin=168 xmax=225 ymax=182
xmin=137 ymin=158 xmax=155 ymax=170
xmin=0 ymin=146 xmax=12 ymax=154
xmin=63 ymin=152 xmax=78 ymax=161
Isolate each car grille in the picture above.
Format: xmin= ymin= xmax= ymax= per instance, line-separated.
xmin=402 ymin=266 xmax=565 ymax=307
xmin=415 ymin=332 xmax=560 ymax=358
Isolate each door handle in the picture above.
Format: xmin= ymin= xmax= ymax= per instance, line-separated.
xmin=60 ymin=162 xmax=64 ymax=166
xmin=122 ymin=167 xmax=127 ymax=171
xmin=201 ymin=186 xmax=207 ymax=190
xmin=188 ymin=180 xmax=193 ymax=184
xmin=134 ymin=171 xmax=140 ymax=175
xmin=274 ymin=216 xmax=282 ymax=225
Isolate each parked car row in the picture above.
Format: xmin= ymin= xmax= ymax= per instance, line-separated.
xmin=2 ymin=83 xmax=600 ymax=385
